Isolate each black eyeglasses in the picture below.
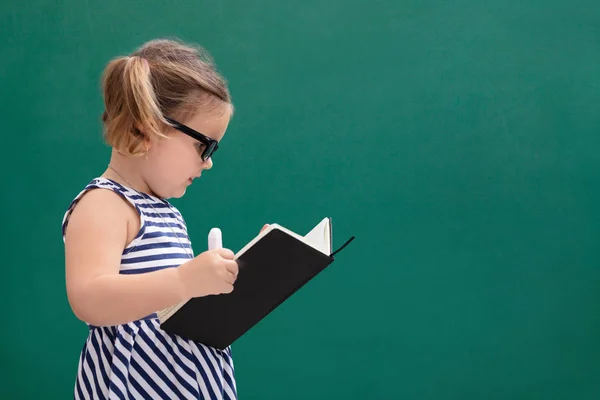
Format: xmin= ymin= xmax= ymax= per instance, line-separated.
xmin=164 ymin=117 xmax=219 ymax=161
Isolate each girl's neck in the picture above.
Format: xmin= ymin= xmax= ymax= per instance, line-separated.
xmin=102 ymin=151 xmax=158 ymax=198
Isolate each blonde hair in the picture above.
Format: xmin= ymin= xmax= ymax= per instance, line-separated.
xmin=101 ymin=38 xmax=233 ymax=156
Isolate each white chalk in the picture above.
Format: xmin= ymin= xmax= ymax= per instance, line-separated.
xmin=208 ymin=227 xmax=223 ymax=250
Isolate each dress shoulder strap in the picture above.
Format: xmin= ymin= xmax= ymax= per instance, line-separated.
xmin=61 ymin=177 xmax=148 ymax=242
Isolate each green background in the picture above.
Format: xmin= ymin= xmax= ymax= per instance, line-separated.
xmin=2 ymin=0 xmax=600 ymax=398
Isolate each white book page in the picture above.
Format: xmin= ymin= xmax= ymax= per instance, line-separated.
xmin=234 ymin=218 xmax=331 ymax=258
xmin=157 ymin=302 xmax=185 ymax=322
xmin=303 ymin=217 xmax=332 ymax=255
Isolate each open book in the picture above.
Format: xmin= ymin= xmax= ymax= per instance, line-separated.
xmin=237 ymin=217 xmax=333 ymax=259
xmin=157 ymin=217 xmax=353 ymax=349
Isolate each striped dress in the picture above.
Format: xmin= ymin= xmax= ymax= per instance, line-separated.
xmin=62 ymin=177 xmax=238 ymax=400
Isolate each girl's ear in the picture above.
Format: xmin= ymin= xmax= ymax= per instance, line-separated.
xmin=134 ymin=122 xmax=153 ymax=153
xmin=143 ymin=135 xmax=152 ymax=152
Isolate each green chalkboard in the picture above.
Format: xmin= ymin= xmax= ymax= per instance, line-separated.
xmin=1 ymin=0 xmax=600 ymax=398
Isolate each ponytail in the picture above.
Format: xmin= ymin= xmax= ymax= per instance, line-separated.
xmin=101 ymin=56 xmax=167 ymax=156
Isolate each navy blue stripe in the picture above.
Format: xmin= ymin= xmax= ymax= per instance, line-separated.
xmin=138 ymin=202 xmax=172 ymax=209
xmin=153 ymin=329 xmax=197 ymax=376
xmin=75 ymin=375 xmax=86 ymax=400
xmin=121 ymin=253 xmax=191 ymax=264
xmin=138 ymin=327 xmax=197 ymax=397
xmin=137 ymin=329 xmax=188 ymax=392
xmin=220 ymin=353 xmax=236 ymax=398
xmin=113 ymin=325 xmax=136 ymax=399
xmin=143 ymin=231 xmax=189 ymax=240
xmin=120 ymin=265 xmax=181 ymax=274
xmin=109 ymin=361 xmax=129 ymax=399
xmin=152 ymin=331 xmax=200 ymax=397
xmin=215 ymin=347 xmax=236 ymax=398
xmin=114 ymin=188 xmax=163 ymax=203
xmin=107 ymin=379 xmax=127 ymax=400
xmin=170 ymin=337 xmax=218 ymax=398
xmin=187 ymin=343 xmax=220 ymax=399
xmin=223 ymin=348 xmax=234 ymax=370
xmin=126 ymin=194 xmax=153 ymax=201
xmin=83 ymin=343 xmax=105 ymax=397
xmin=99 ymin=180 xmax=153 ymax=204
xmin=128 ymin=365 xmax=154 ymax=399
xmin=144 ymin=211 xmax=179 ymax=219
xmin=75 ymin=348 xmax=88 ymax=400
xmin=102 ymin=326 xmax=115 ymax=342
xmin=169 ymin=337 xmax=195 ymax=362
xmin=134 ymin=333 xmax=189 ymax=399
xmin=129 ymin=242 xmax=192 ymax=252
xmin=98 ymin=334 xmax=113 ymax=367
xmin=130 ymin=355 xmax=171 ymax=399
xmin=165 ymin=335 xmax=216 ymax=398
xmin=112 ymin=347 xmax=130 ymax=373
xmin=89 ymin=330 xmax=110 ymax=389
xmin=80 ymin=347 xmax=96 ymax=397
xmin=198 ymin=345 xmax=224 ymax=395
xmin=145 ymin=220 xmax=186 ymax=230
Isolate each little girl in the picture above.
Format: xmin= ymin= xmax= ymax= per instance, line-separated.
xmin=62 ymin=38 xmax=257 ymax=399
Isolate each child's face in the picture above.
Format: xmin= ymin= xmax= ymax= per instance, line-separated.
xmin=143 ymin=106 xmax=231 ymax=198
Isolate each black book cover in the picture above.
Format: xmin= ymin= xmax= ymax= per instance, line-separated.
xmin=159 ymin=228 xmax=342 ymax=350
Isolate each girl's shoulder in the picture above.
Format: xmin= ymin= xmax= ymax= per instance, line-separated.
xmin=61 ymin=177 xmax=144 ymax=246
